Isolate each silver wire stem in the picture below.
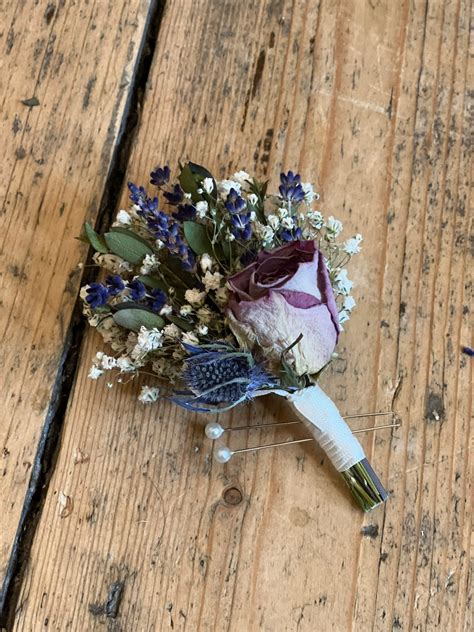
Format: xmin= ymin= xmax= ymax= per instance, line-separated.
xmin=231 ymin=421 xmax=400 ymax=454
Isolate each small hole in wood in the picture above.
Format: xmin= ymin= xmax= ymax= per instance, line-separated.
xmin=223 ymin=486 xmax=243 ymax=506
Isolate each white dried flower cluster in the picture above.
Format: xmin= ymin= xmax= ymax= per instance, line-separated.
xmin=203 ymin=270 xmax=223 ymax=291
xmin=88 ymin=350 xmax=139 ymax=382
xmin=203 ymin=178 xmax=214 ymax=194
xmin=185 ymin=288 xmax=206 ymax=305
xmin=114 ymin=209 xmax=132 ymax=225
xmin=217 ymin=179 xmax=241 ymax=197
xmin=140 ymin=253 xmax=160 ymax=275
xmin=343 ymin=234 xmax=363 ymax=255
xmin=138 ymin=385 xmax=160 ymax=403
xmin=92 ymin=253 xmax=132 ymax=273
xmin=195 ymin=200 xmax=209 ymax=218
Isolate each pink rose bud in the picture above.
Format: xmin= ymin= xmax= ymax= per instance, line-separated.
xmin=226 ymin=240 xmax=340 ymax=376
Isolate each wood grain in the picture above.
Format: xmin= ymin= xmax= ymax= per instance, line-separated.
xmin=11 ymin=0 xmax=473 ymax=630
xmin=0 ymin=0 xmax=152 ymax=602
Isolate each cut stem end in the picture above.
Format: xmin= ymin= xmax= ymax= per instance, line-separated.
xmin=341 ymin=458 xmax=388 ymax=512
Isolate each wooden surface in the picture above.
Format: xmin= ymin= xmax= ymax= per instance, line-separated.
xmin=1 ymin=0 xmax=472 ymax=630
xmin=0 ymin=0 xmax=152 ymax=614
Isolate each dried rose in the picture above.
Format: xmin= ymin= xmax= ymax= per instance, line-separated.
xmin=226 ymin=240 xmax=340 ymax=375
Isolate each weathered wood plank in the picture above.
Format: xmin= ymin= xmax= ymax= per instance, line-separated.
xmin=353 ymin=1 xmax=473 ymax=630
xmin=0 ymin=0 xmax=153 ymax=609
xmin=13 ymin=0 xmax=472 ymax=630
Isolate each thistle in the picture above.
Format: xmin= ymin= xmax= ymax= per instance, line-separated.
xmin=172 ymin=344 xmax=275 ymax=412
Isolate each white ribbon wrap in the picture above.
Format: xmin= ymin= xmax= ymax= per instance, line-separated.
xmin=286 ymin=385 xmax=365 ymax=472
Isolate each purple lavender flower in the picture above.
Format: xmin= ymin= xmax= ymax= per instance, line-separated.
xmin=279 ymin=171 xmax=305 ymax=203
xmin=173 ymin=204 xmax=196 ymax=221
xmin=279 ymin=226 xmax=303 ymax=242
xmin=128 ymin=182 xmax=159 ymax=213
xmin=150 ymin=165 xmax=170 ymax=187
xmin=224 ymin=189 xmax=252 ymax=240
xmin=128 ymin=182 xmax=147 ymax=206
xmin=128 ymin=279 xmax=146 ymax=302
xmin=128 ymin=181 xmax=195 ymax=271
xmin=164 ymin=184 xmax=184 ymax=206
xmin=85 ymin=283 xmax=109 ymax=309
xmin=231 ymin=213 xmax=252 ymax=240
xmin=105 ymin=274 xmax=125 ymax=296
xmin=147 ymin=288 xmax=167 ymax=312
xmin=225 ymin=188 xmax=246 ymax=214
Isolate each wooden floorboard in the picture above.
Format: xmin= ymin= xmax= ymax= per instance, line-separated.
xmin=5 ymin=0 xmax=473 ymax=630
xmin=0 ymin=0 xmax=156 ymax=623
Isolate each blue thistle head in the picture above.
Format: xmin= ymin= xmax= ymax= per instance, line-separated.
xmin=171 ymin=344 xmax=276 ymax=412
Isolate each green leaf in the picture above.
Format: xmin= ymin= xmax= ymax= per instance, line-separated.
xmin=82 ymin=222 xmax=109 ymax=253
xmin=179 ymin=162 xmax=216 ymax=202
xmin=138 ymin=275 xmax=168 ymax=292
xmin=247 ymin=179 xmax=268 ymax=223
xmin=220 ymin=240 xmax=232 ymax=261
xmin=183 ymin=221 xmax=213 ymax=256
xmin=21 ymin=96 xmax=40 ymax=107
xmin=166 ymin=314 xmax=194 ymax=332
xmin=108 ymin=226 xmax=155 ymax=249
xmin=162 ymin=254 xmax=195 ymax=288
xmin=188 ymin=161 xmax=214 ymax=180
xmin=104 ymin=230 xmax=153 ymax=265
xmin=179 ymin=164 xmax=202 ymax=203
xmin=113 ymin=305 xmax=165 ymax=332
xmin=279 ymin=359 xmax=305 ymax=389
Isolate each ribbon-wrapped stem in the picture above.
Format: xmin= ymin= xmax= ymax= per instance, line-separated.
xmin=287 ymin=385 xmax=388 ymax=512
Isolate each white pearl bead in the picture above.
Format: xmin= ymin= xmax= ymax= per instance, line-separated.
xmin=214 ymin=446 xmax=232 ymax=463
xmin=205 ymin=422 xmax=224 ymax=440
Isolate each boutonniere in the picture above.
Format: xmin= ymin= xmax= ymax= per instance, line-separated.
xmin=80 ymin=163 xmax=396 ymax=511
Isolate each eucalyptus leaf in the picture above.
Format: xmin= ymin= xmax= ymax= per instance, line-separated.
xmin=104 ymin=231 xmax=153 ymax=265
xmin=220 ymin=240 xmax=232 ymax=261
xmin=113 ymin=306 xmax=165 ymax=332
xmin=179 ymin=162 xmax=216 ymax=203
xmin=188 ymin=161 xmax=214 ymax=180
xmin=163 ymin=254 xmax=195 ymax=286
xmin=179 ymin=164 xmax=202 ymax=203
xmin=189 ymin=162 xmax=217 ymax=201
xmin=166 ymin=314 xmax=194 ymax=332
xmin=138 ymin=275 xmax=168 ymax=292
xmin=183 ymin=221 xmax=213 ymax=256
xmin=108 ymin=226 xmax=155 ymax=248
xmin=81 ymin=222 xmax=109 ymax=253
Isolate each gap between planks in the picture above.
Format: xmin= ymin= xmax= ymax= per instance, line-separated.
xmin=0 ymin=1 xmax=166 ymax=628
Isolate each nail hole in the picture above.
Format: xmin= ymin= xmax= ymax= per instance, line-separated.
xmin=223 ymin=486 xmax=243 ymax=506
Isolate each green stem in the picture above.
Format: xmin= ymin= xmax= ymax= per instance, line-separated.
xmin=340 ymin=458 xmax=388 ymax=512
